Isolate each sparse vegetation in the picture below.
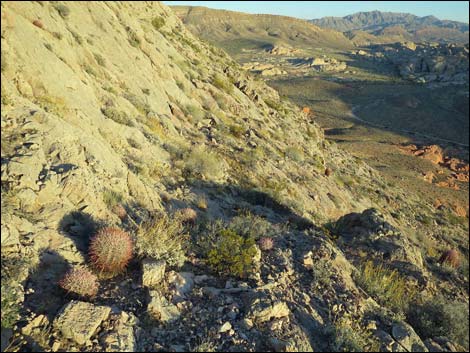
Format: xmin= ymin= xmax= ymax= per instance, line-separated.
xmin=102 ymin=189 xmax=123 ymax=209
xmin=408 ymin=296 xmax=469 ymax=350
xmin=126 ymin=27 xmax=141 ymax=47
xmin=183 ymin=145 xmax=224 ymax=179
xmin=212 ymin=73 xmax=233 ymax=93
xmin=285 ymin=146 xmax=304 ymax=162
xmin=355 ymin=261 xmax=413 ymax=313
xmin=134 ymin=212 xmax=188 ymax=268
xmin=101 ymin=106 xmax=133 ymax=126
xmin=151 ymin=16 xmax=166 ymax=30
xmin=94 ymin=52 xmax=106 ymax=66
xmin=53 ymin=3 xmax=70 ymax=18
xmin=70 ymin=30 xmax=83 ymax=44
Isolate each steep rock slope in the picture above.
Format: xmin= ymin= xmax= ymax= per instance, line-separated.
xmin=1 ymin=2 xmax=468 ymax=352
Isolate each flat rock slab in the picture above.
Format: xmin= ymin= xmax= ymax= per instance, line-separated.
xmin=54 ymin=301 xmax=111 ymax=345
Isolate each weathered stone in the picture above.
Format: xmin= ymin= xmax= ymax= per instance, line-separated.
xmin=142 ymin=259 xmax=166 ymax=288
xmin=102 ymin=312 xmax=137 ymax=352
xmin=147 ymin=291 xmax=180 ymax=323
xmin=250 ymin=300 xmax=290 ymax=323
xmin=54 ymin=301 xmax=111 ymax=345
xmin=392 ymin=321 xmax=428 ymax=352
xmin=219 ymin=321 xmax=232 ymax=333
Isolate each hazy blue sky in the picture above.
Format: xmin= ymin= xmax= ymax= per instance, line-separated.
xmin=164 ymin=1 xmax=470 ymax=23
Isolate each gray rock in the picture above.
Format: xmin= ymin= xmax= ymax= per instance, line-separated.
xmin=147 ymin=291 xmax=180 ymax=323
xmin=392 ymin=321 xmax=428 ymax=352
xmin=54 ymin=301 xmax=111 ymax=345
xmin=142 ymin=259 xmax=166 ymax=288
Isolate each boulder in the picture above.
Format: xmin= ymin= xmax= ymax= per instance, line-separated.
xmin=54 ymin=301 xmax=111 ymax=345
xmin=142 ymin=259 xmax=166 ymax=288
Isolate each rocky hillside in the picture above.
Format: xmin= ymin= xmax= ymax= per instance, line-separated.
xmin=1 ymin=2 xmax=468 ymax=352
xmin=311 ymin=11 xmax=469 ymax=44
xmin=171 ymin=6 xmax=353 ymax=56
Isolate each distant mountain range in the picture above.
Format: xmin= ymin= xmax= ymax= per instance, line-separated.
xmin=310 ymin=11 xmax=469 ymax=45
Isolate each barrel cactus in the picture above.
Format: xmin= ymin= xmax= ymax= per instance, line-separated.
xmin=89 ymin=227 xmax=133 ymax=276
xmin=258 ymin=237 xmax=274 ymax=251
xmin=59 ymin=266 xmax=99 ymax=298
xmin=111 ymin=204 xmax=127 ymax=220
xmin=439 ymin=249 xmax=460 ymax=269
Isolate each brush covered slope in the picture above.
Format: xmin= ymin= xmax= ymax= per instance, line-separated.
xmin=172 ymin=5 xmax=354 ymax=57
xmin=1 ymin=2 xmax=468 ymax=352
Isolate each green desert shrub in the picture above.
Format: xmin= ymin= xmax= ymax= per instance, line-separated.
xmin=94 ymin=52 xmax=106 ymax=67
xmin=354 ymin=261 xmax=413 ymax=313
xmin=229 ymin=124 xmax=245 ymax=138
xmin=212 ymin=73 xmax=233 ymax=93
xmin=229 ymin=212 xmax=272 ymax=240
xmin=207 ymin=229 xmax=258 ymax=278
xmin=102 ymin=189 xmax=123 ymax=208
xmin=53 ymin=3 xmax=70 ymax=18
xmin=183 ymin=104 xmax=205 ymax=122
xmin=408 ymin=296 xmax=469 ymax=349
xmin=59 ymin=266 xmax=99 ymax=298
xmin=135 ymin=212 xmax=187 ymax=268
xmin=183 ymin=145 xmax=224 ymax=179
xmin=123 ymin=92 xmax=151 ymax=115
xmin=285 ymin=146 xmax=304 ymax=162
xmin=126 ymin=27 xmax=140 ymax=47
xmin=325 ymin=320 xmax=379 ymax=352
xmin=101 ymin=106 xmax=133 ymax=126
xmin=151 ymin=16 xmax=165 ymax=30
xmin=89 ymin=227 xmax=133 ymax=277
xmin=1 ymin=280 xmax=21 ymax=329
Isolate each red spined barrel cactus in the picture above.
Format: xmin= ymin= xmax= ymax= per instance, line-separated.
xmin=258 ymin=237 xmax=274 ymax=251
xmin=89 ymin=227 xmax=133 ymax=276
xmin=112 ymin=204 xmax=127 ymax=221
xmin=439 ymin=249 xmax=460 ymax=268
xmin=59 ymin=266 xmax=99 ymax=298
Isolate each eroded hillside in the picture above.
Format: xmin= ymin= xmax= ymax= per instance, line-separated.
xmin=1 ymin=2 xmax=468 ymax=352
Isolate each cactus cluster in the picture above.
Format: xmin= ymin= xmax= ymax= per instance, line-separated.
xmin=59 ymin=266 xmax=99 ymax=298
xmin=89 ymin=227 xmax=133 ymax=276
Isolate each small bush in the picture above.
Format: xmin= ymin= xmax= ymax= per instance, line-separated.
xmin=123 ymin=92 xmax=151 ymax=115
xmin=126 ymin=27 xmax=140 ymax=47
xmin=101 ymin=106 xmax=132 ymax=126
xmin=94 ymin=53 xmax=106 ymax=67
xmin=354 ymin=261 xmax=413 ymax=313
xmin=135 ymin=213 xmax=187 ymax=268
xmin=89 ymin=227 xmax=133 ymax=276
xmin=176 ymin=208 xmax=197 ymax=225
xmin=1 ymin=280 xmax=21 ymax=329
xmin=152 ymin=16 xmax=166 ymax=30
xmin=102 ymin=189 xmax=123 ymax=208
xmin=196 ymin=195 xmax=208 ymax=210
xmin=53 ymin=3 xmax=70 ymax=18
xmin=183 ymin=145 xmax=224 ymax=179
xmin=59 ymin=266 xmax=99 ymax=298
xmin=183 ymin=104 xmax=205 ymax=122
xmin=408 ymin=296 xmax=469 ymax=349
xmin=70 ymin=30 xmax=83 ymax=45
xmin=324 ymin=320 xmax=378 ymax=352
xmin=52 ymin=32 xmax=63 ymax=40
xmin=212 ymin=73 xmax=233 ymax=93
xmin=229 ymin=124 xmax=245 ymax=138
xmin=229 ymin=213 xmax=272 ymax=240
xmin=285 ymin=146 xmax=304 ymax=162
xmin=207 ymin=229 xmax=258 ymax=278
